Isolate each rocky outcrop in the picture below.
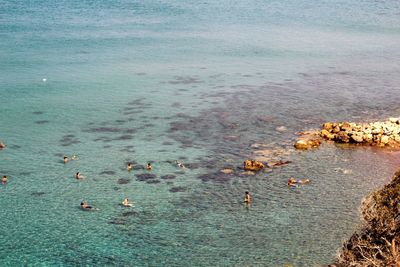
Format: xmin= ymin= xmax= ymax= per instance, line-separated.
xmin=294 ymin=131 xmax=322 ymax=150
xmin=320 ymin=118 xmax=400 ymax=147
xmin=337 ymin=171 xmax=400 ymax=267
xmin=243 ymin=160 xmax=265 ymax=171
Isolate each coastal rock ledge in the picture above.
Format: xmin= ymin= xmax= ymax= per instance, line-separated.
xmin=336 ymin=170 xmax=400 ymax=267
xmin=321 ymin=118 xmax=400 ymax=146
xmin=294 ymin=118 xmax=400 ymax=149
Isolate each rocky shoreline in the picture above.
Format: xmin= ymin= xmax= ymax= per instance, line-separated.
xmin=336 ymin=170 xmax=400 ymax=267
xmin=295 ymin=118 xmax=400 ymax=149
xmin=291 ymin=118 xmax=400 ymax=266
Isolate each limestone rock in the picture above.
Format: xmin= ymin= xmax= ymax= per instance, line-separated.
xmin=220 ymin=168 xmax=234 ymax=174
xmin=332 ymin=125 xmax=341 ymax=133
xmin=380 ymin=135 xmax=389 ymax=145
xmin=363 ymin=133 xmax=373 ymax=143
xmin=350 ymin=132 xmax=363 ymax=143
xmin=322 ymin=122 xmax=333 ymax=131
xmin=276 ymin=126 xmax=287 ymax=132
xmin=336 ymin=131 xmax=350 ymax=143
xmin=340 ymin=122 xmax=352 ymax=133
xmin=294 ymin=138 xmax=320 ymax=149
xmin=243 ymin=160 xmax=264 ymax=171
xmin=316 ymin=118 xmax=400 ymax=148
xmin=320 ymin=129 xmax=335 ymax=140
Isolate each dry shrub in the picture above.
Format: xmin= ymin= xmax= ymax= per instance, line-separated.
xmin=337 ymin=171 xmax=400 ymax=266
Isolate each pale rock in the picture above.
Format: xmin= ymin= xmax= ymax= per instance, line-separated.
xmin=276 ymin=126 xmax=287 ymax=132
xmin=381 ymin=135 xmax=389 ymax=145
xmin=350 ymin=132 xmax=363 ymax=143
xmin=371 ymin=128 xmax=383 ymax=135
xmin=294 ymin=139 xmax=320 ymax=149
xmin=322 ymin=122 xmax=333 ymax=131
xmin=332 ymin=125 xmax=341 ymax=133
xmin=363 ymin=128 xmax=372 ymax=135
xmin=363 ymin=134 xmax=373 ymax=143
xmin=320 ymin=129 xmax=335 ymax=140
xmin=221 ymin=169 xmax=234 ymax=174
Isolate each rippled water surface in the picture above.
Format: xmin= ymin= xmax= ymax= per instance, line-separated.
xmin=1 ymin=1 xmax=400 ymax=266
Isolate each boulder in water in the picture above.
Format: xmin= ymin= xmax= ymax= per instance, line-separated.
xmin=243 ymin=160 xmax=264 ymax=171
xmin=294 ymin=138 xmax=321 ymax=149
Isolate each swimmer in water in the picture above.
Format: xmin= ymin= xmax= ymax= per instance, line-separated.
xmin=63 ymin=156 xmax=68 ymax=164
xmin=0 ymin=142 xmax=5 ymax=149
xmin=175 ymin=160 xmax=185 ymax=169
xmin=288 ymin=177 xmax=310 ymax=187
xmin=127 ymin=163 xmax=133 ymax=171
xmin=287 ymin=177 xmax=297 ymax=187
xmin=122 ymin=198 xmax=132 ymax=207
xmin=80 ymin=201 xmax=93 ymax=210
xmin=146 ymin=163 xmax=152 ymax=170
xmin=244 ymin=191 xmax=251 ymax=204
xmin=2 ymin=175 xmax=7 ymax=184
xmin=75 ymin=172 xmax=83 ymax=179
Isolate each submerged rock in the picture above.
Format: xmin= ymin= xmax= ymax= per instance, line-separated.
xmin=117 ymin=178 xmax=131 ymax=184
xmin=169 ymin=186 xmax=186 ymax=193
xmin=220 ymin=168 xmax=234 ymax=174
xmin=160 ymin=175 xmax=176 ymax=180
xmin=136 ymin=173 xmax=157 ymax=181
xmin=276 ymin=126 xmax=287 ymax=132
xmin=270 ymin=160 xmax=292 ymax=167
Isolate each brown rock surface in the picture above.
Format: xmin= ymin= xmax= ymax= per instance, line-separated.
xmin=243 ymin=160 xmax=265 ymax=171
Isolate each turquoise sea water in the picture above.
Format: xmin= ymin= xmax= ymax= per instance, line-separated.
xmin=1 ymin=1 xmax=400 ymax=266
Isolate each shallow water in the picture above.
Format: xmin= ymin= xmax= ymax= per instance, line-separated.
xmin=1 ymin=0 xmax=400 ymax=266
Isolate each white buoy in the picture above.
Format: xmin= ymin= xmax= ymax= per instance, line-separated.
xmin=42 ymin=78 xmax=47 ymax=82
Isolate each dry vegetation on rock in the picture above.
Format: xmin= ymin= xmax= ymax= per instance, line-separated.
xmin=337 ymin=171 xmax=400 ymax=267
